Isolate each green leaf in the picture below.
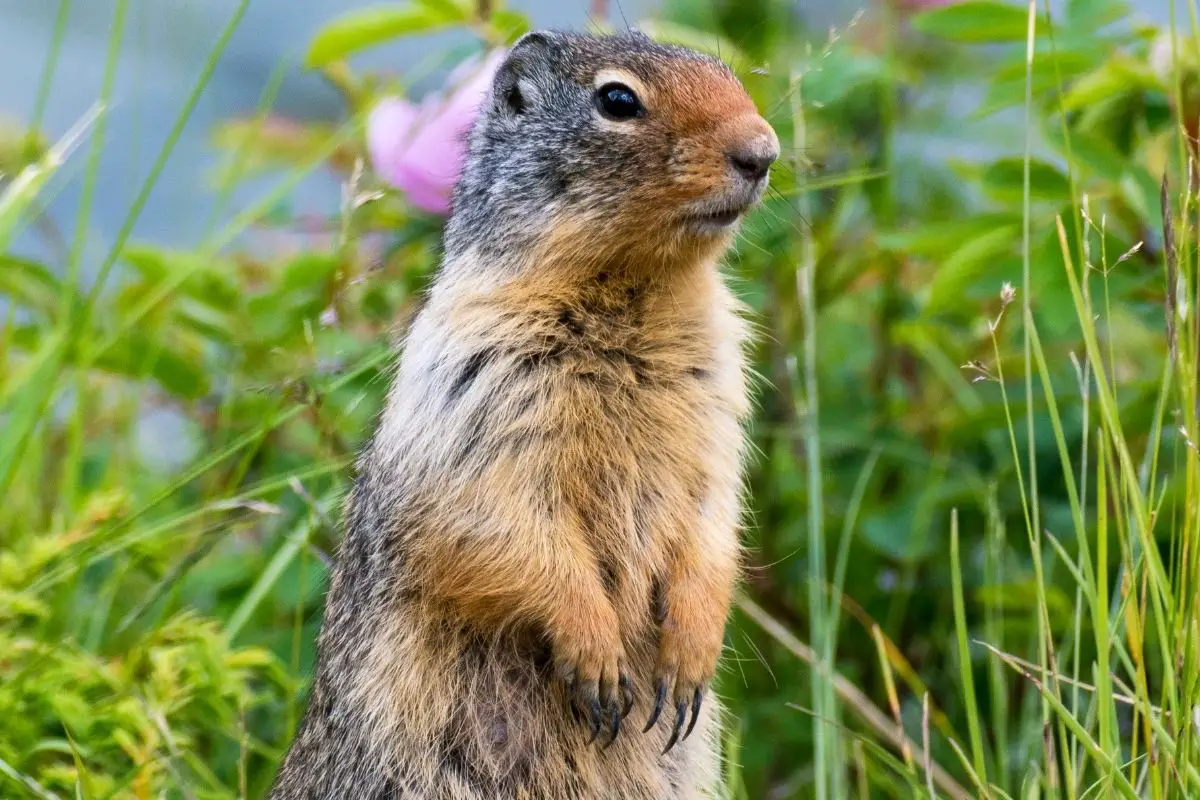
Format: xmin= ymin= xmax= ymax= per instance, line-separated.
xmin=800 ymin=46 xmax=886 ymax=108
xmin=415 ymin=0 xmax=472 ymax=16
xmin=0 ymin=122 xmax=47 ymax=176
xmin=1066 ymin=0 xmax=1132 ymax=31
xmin=1061 ymin=55 xmax=1161 ymax=112
xmin=0 ymin=332 xmax=67 ymax=498
xmin=122 ymin=243 xmax=241 ymax=307
xmin=774 ymin=168 xmax=887 ymax=198
xmin=911 ymin=1 xmax=1034 ymax=43
xmin=860 ymin=498 xmax=938 ymax=563
xmin=149 ymin=348 xmax=211 ymax=400
xmin=924 ymin=225 xmax=1020 ymax=315
xmin=1120 ymin=165 xmax=1163 ymax=232
xmin=1043 ymin=124 xmax=1126 ymax=182
xmin=173 ymin=298 xmax=238 ymax=344
xmin=0 ymin=256 xmax=61 ymax=318
xmin=93 ymin=332 xmax=211 ymax=399
xmin=0 ymin=105 xmax=102 ymax=252
xmin=226 ymin=500 xmax=332 ymax=641
xmin=981 ymin=157 xmax=1071 ymax=203
xmin=282 ymin=252 xmax=340 ymax=293
xmin=489 ymin=9 xmax=532 ymax=43
xmin=305 ymin=4 xmax=467 ymax=67
xmin=991 ymin=48 xmax=1100 ymax=84
xmin=878 ymin=214 xmax=1021 ymax=256
xmin=976 ymin=580 xmax=1075 ymax=631
xmin=976 ymin=49 xmax=1101 ymax=115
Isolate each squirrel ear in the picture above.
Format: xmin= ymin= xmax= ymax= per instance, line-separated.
xmin=510 ymin=29 xmax=563 ymax=55
xmin=497 ymin=75 xmax=530 ymax=116
xmin=492 ymin=31 xmax=560 ymax=117
xmin=492 ymin=61 xmax=532 ymax=117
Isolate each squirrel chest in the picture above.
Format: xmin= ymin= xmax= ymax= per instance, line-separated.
xmin=400 ymin=262 xmax=749 ymax=637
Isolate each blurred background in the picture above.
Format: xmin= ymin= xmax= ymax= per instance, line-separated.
xmin=2 ymin=0 xmax=1199 ymax=798
xmin=0 ymin=0 xmax=648 ymax=253
xmin=0 ymin=0 xmax=1171 ymax=252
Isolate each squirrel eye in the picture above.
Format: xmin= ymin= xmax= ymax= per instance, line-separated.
xmin=595 ymin=82 xmax=643 ymax=121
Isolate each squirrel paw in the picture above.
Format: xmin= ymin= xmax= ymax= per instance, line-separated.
xmin=644 ymin=674 xmax=706 ymax=754
xmin=645 ymin=605 xmax=723 ymax=753
xmin=556 ymin=641 xmax=633 ymax=748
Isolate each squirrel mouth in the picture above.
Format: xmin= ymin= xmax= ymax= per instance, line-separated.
xmin=685 ymin=204 xmax=748 ymax=234
xmin=683 ymin=183 xmax=765 ymax=234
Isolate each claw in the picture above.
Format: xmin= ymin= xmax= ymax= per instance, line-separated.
xmin=586 ymin=697 xmax=603 ymax=744
xmin=644 ymin=679 xmax=667 ymax=732
xmin=602 ymin=706 xmax=622 ymax=750
xmin=619 ymin=673 xmax=634 ymax=719
xmin=683 ymin=688 xmax=703 ymax=740
xmin=662 ymin=700 xmax=688 ymax=754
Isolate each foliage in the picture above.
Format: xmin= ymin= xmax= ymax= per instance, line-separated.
xmin=2 ymin=0 xmax=1200 ymax=797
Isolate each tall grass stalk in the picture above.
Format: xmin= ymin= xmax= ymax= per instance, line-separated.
xmin=81 ymin=0 xmax=253 ymax=316
xmin=54 ymin=0 xmax=123 ymax=522
xmin=64 ymin=0 xmax=128 ymax=309
xmin=29 ymin=0 xmax=72 ymax=138
xmin=950 ymin=512 xmax=988 ymax=793
xmin=739 ymin=597 xmax=972 ymax=800
xmin=0 ymin=104 xmax=101 ymax=254
xmin=1018 ymin=5 xmax=1050 ymax=756
xmin=789 ymin=70 xmax=836 ymax=799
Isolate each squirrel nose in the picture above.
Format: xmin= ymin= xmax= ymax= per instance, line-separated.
xmin=726 ymin=136 xmax=779 ymax=184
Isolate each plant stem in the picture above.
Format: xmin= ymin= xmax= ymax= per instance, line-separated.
xmin=30 ymin=0 xmax=73 ymax=139
xmin=791 ymin=69 xmax=836 ymax=800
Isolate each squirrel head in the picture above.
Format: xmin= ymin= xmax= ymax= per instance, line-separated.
xmin=444 ymin=30 xmax=780 ymax=274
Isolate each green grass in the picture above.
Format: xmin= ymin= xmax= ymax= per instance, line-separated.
xmin=4 ymin=0 xmax=1200 ymax=797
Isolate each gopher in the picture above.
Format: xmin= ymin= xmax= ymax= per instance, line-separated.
xmin=270 ymin=29 xmax=778 ymax=799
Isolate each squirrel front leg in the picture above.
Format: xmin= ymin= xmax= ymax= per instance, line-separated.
xmin=419 ymin=505 xmax=633 ymax=745
xmin=647 ymin=510 xmax=739 ymax=753
xmin=545 ymin=538 xmax=637 ymax=743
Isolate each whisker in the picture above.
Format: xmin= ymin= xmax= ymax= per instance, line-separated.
xmin=613 ymin=0 xmax=630 ymax=30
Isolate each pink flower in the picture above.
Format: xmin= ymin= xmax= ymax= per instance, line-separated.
xmin=367 ymin=49 xmax=507 ymax=215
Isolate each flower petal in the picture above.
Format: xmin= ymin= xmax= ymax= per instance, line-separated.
xmin=366 ymin=98 xmax=419 ymax=188
xmin=366 ymin=50 xmax=507 ymax=215
xmin=391 ymin=160 xmax=453 ymax=214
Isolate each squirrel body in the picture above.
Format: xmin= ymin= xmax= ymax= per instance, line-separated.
xmin=271 ymin=30 xmax=778 ymax=799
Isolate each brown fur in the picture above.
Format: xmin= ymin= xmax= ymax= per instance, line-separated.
xmin=271 ymin=30 xmax=777 ymax=799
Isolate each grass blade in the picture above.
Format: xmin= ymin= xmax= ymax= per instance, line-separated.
xmin=950 ymin=510 xmax=990 ymax=790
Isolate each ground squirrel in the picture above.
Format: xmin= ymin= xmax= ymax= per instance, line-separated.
xmin=270 ymin=29 xmax=778 ymax=799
